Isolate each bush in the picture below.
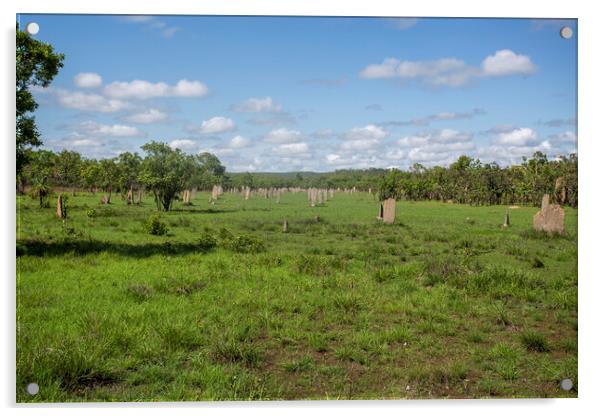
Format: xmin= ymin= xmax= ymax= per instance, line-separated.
xmin=86 ymin=209 xmax=97 ymax=218
xmin=144 ymin=214 xmax=168 ymax=236
xmin=198 ymin=232 xmax=218 ymax=252
xmin=221 ymin=234 xmax=265 ymax=253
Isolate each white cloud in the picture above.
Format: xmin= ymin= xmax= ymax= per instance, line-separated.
xmin=326 ymin=154 xmax=341 ymax=163
xmin=74 ymin=72 xmax=102 ymax=88
xmin=493 ymin=127 xmax=539 ymax=146
xmin=434 ymin=129 xmax=473 ymax=143
xmin=70 ymin=138 xmax=102 ymax=147
xmin=54 ymin=89 xmax=129 ymax=113
xmin=104 ymin=79 xmax=208 ymax=99
xmin=198 ymin=116 xmax=236 ymax=134
xmin=341 ymin=139 xmax=381 ymax=151
xmin=360 ymin=50 xmax=536 ymax=87
xmin=481 ymin=50 xmax=537 ymax=76
xmin=171 ymin=80 xmax=209 ymax=97
xmin=123 ymin=108 xmax=168 ymax=124
xmin=233 ymin=97 xmax=282 ymax=113
xmin=272 ymin=142 xmax=309 ymax=156
xmin=392 ymin=129 xmax=476 ymax=166
xmin=229 ymin=135 xmax=250 ymax=149
xmin=264 ymin=128 xmax=304 ymax=144
xmin=78 ymin=121 xmax=142 ymax=137
xmin=477 ymin=140 xmax=554 ymax=165
xmin=169 ymin=139 xmax=197 ymax=151
xmin=342 ymin=124 xmax=388 ymax=141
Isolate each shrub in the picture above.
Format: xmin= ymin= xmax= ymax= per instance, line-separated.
xmin=86 ymin=209 xmax=97 ymax=219
xmin=198 ymin=232 xmax=217 ymax=252
xmin=222 ymin=234 xmax=265 ymax=253
xmin=144 ymin=214 xmax=168 ymax=236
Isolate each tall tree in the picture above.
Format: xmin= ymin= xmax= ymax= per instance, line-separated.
xmin=54 ymin=150 xmax=82 ymax=194
xmin=117 ymin=152 xmax=142 ymax=195
xmin=139 ymin=141 xmax=195 ymax=211
xmin=16 ymin=23 xmax=64 ymax=175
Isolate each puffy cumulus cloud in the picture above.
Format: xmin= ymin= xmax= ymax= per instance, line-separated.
xmin=271 ymin=142 xmax=310 ymax=156
xmin=228 ymin=135 xmax=251 ymax=149
xmin=340 ymin=139 xmax=380 ymax=151
xmin=169 ymin=139 xmax=198 ymax=152
xmin=264 ymin=128 xmax=304 ymax=144
xmin=481 ymin=50 xmax=537 ymax=76
xmin=123 ymin=108 xmax=168 ymax=124
xmin=342 ymin=124 xmax=388 ymax=141
xmin=477 ymin=141 xmax=553 ymax=165
xmin=198 ymin=116 xmax=236 ymax=134
xmin=77 ymin=121 xmax=143 ymax=137
xmin=74 ymin=72 xmax=102 ymax=88
xmin=359 ymin=57 xmax=477 ymax=87
xmin=323 ymin=153 xmax=384 ymax=170
xmin=232 ymin=96 xmax=282 ymax=113
xmin=492 ymin=127 xmax=539 ymax=146
xmin=359 ymin=50 xmax=536 ymax=87
xmin=72 ymin=139 xmax=100 ymax=147
xmin=392 ymin=129 xmax=475 ymax=166
xmin=104 ymin=79 xmax=208 ymax=99
xmin=53 ymin=89 xmax=129 ymax=113
xmin=397 ymin=129 xmax=472 ymax=148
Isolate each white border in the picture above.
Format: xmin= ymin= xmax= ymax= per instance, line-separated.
xmin=3 ymin=1 xmax=600 ymax=415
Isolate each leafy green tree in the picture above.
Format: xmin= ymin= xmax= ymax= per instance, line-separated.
xmin=16 ymin=23 xmax=64 ymax=175
xmin=139 ymin=141 xmax=195 ymax=211
xmin=378 ymin=169 xmax=403 ymax=201
xmin=117 ymin=152 xmax=142 ymax=195
xmin=197 ymin=152 xmax=226 ymax=177
xmin=242 ymin=172 xmax=255 ymax=189
xmin=80 ymin=159 xmax=101 ymax=193
xmin=54 ymin=150 xmax=82 ymax=193
xmin=98 ymin=158 xmax=120 ymax=203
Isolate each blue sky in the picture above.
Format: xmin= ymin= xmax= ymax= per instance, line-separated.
xmin=19 ymin=14 xmax=577 ymax=172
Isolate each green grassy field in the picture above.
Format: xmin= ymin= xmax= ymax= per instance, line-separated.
xmin=16 ymin=190 xmax=577 ymax=401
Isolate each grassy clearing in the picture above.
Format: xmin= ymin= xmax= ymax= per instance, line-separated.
xmin=16 ymin=190 xmax=577 ymax=401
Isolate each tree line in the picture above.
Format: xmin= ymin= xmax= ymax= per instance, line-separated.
xmin=19 ymin=142 xmax=227 ymax=211
xmin=377 ymin=153 xmax=577 ymax=207
xmin=229 ymin=152 xmax=577 ymax=208
xmin=20 ymin=148 xmax=577 ymax=210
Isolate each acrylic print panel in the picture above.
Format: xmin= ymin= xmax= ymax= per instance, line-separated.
xmin=16 ymin=14 xmax=577 ymax=402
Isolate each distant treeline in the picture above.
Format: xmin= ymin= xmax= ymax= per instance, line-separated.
xmin=231 ymin=152 xmax=577 ymax=207
xmin=18 ymin=145 xmax=577 ymax=208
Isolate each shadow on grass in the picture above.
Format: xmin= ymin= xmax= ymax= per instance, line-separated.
xmin=16 ymin=238 xmax=211 ymax=258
